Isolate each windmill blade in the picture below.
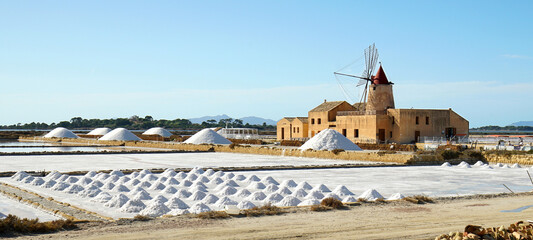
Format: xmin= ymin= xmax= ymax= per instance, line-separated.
xmin=356 ymin=79 xmax=366 ymax=87
xmin=363 ymin=43 xmax=379 ymax=79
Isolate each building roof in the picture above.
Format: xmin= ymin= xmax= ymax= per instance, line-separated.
xmin=309 ymin=101 xmax=347 ymax=112
xmin=294 ymin=117 xmax=308 ymax=123
xmin=281 ymin=117 xmax=296 ymax=121
xmin=372 ymin=65 xmax=389 ymax=85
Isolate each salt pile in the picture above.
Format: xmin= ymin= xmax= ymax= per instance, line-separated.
xmin=175 ymin=189 xmax=192 ymax=198
xmin=169 ymin=209 xmax=190 ymax=215
xmin=202 ymin=194 xmax=219 ymax=204
xmin=52 ymin=182 xmax=70 ymax=191
xmin=235 ymin=189 xmax=251 ymax=198
xmin=342 ymin=196 xmax=358 ymax=203
xmin=323 ymin=192 xmax=341 ymax=200
xmin=184 ymin=128 xmax=232 ymax=145
xmin=105 ymin=194 xmax=130 ymax=208
xmin=12 ymin=171 xmax=30 ymax=181
xmin=511 ymin=163 xmax=521 ymax=168
xmin=42 ymin=179 xmax=57 ymax=188
xmin=217 ymin=186 xmax=237 ymax=196
xmin=161 ymin=186 xmax=177 ymax=194
xmin=30 ymin=178 xmax=45 ymax=186
xmin=237 ymin=200 xmax=256 ymax=210
xmin=280 ymin=180 xmax=297 ymax=188
xmin=162 ymin=169 xmax=177 ymax=178
xmin=312 ymin=184 xmax=331 ymax=192
xmin=139 ymin=202 xmax=170 ymax=217
xmin=277 ymin=196 xmax=301 ymax=207
xmin=92 ymin=192 xmax=112 ymax=203
xmin=64 ymin=184 xmax=84 ymax=194
xmin=120 ymin=199 xmax=146 ymax=213
xmin=299 ymin=129 xmax=362 ymax=151
xmin=189 ymin=203 xmax=211 ymax=213
xmin=264 ymin=184 xmax=279 ymax=193
xmin=99 ymin=128 xmax=142 ymax=141
xmin=142 ymin=127 xmax=173 ymax=137
xmin=189 ymin=191 xmax=206 ymax=201
xmin=306 ymin=190 xmax=324 ymax=200
xmin=264 ymin=193 xmax=284 ymax=203
xmin=248 ymin=182 xmax=266 ymax=190
xmin=22 ymin=176 xmax=35 ymax=183
xmin=45 ymin=171 xmax=62 ymax=180
xmin=166 ymin=197 xmax=189 ymax=209
xmin=297 ymin=181 xmax=313 ymax=190
xmin=87 ymin=128 xmax=111 ymax=136
xmin=43 ymin=127 xmax=79 ymax=139
xmin=386 ymin=193 xmax=405 ymax=200
xmin=215 ymin=197 xmax=238 ymax=208
xmin=149 ymin=195 xmax=168 ymax=204
xmin=132 ymin=191 xmax=152 ymax=200
xmin=246 ymin=192 xmax=267 ymax=201
xmin=110 ymin=170 xmax=125 ymax=177
xmin=457 ymin=162 xmax=472 ymax=168
xmin=298 ymin=199 xmax=320 ymax=206
xmin=333 ymin=185 xmax=354 ymax=196
xmin=440 ymin=162 xmax=452 ymax=167
xmin=276 ymin=187 xmax=292 ymax=195
xmin=291 ymin=189 xmax=307 ymax=198
xmin=78 ymin=186 xmax=101 ymax=197
xmin=473 ymin=161 xmax=485 ymax=167
xmin=357 ymin=189 xmax=384 ymax=201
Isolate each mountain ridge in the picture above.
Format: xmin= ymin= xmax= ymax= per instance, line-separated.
xmin=188 ymin=115 xmax=278 ymax=126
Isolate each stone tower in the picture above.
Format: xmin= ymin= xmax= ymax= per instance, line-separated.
xmin=365 ymin=66 xmax=395 ymax=112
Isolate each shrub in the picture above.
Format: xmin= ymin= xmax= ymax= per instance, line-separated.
xmin=440 ymin=150 xmax=461 ymax=160
xmin=310 ymin=205 xmax=331 ymax=212
xmin=375 ymin=198 xmax=386 ymax=203
xmin=321 ymin=197 xmax=344 ymax=209
xmin=331 ymin=149 xmax=345 ymax=155
xmin=465 ymin=150 xmax=484 ymax=160
xmin=228 ymin=143 xmax=237 ymax=149
xmin=241 ymin=204 xmax=283 ymax=217
xmin=0 ymin=215 xmax=76 ymax=234
xmin=196 ymin=211 xmax=230 ymax=219
xmin=357 ymin=198 xmax=368 ymax=203
xmin=133 ymin=215 xmax=152 ymax=221
xmin=403 ymin=195 xmax=433 ymax=204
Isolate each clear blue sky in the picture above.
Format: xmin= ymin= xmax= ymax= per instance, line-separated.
xmin=0 ymin=1 xmax=531 ymax=127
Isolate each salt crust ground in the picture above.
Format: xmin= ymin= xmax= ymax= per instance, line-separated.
xmin=0 ymin=194 xmax=59 ymax=221
xmin=0 ymin=152 xmax=375 ymax=172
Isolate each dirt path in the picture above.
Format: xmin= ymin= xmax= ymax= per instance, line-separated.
xmin=11 ymin=193 xmax=533 ymax=240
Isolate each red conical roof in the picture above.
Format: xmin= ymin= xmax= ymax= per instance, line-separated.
xmin=372 ymin=65 xmax=389 ymax=85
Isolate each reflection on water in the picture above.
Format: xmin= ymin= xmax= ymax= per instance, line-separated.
xmin=0 ymin=141 xmax=128 ymax=153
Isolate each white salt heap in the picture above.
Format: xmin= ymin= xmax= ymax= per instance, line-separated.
xmin=342 ymin=196 xmax=358 ymax=203
xmin=333 ymin=185 xmax=354 ymax=196
xmin=166 ymin=197 xmax=189 ymax=209
xmin=440 ymin=162 xmax=452 ymax=167
xmin=120 ymin=199 xmax=146 ymax=213
xmin=277 ymin=196 xmax=301 ymax=207
xmin=386 ymin=193 xmax=405 ymax=200
xmin=99 ymin=128 xmax=142 ymax=141
xmin=358 ymin=189 xmax=384 ymax=201
xmin=298 ymin=199 xmax=320 ymax=206
xmin=299 ymin=129 xmax=362 ymax=151
xmin=43 ymin=127 xmax=79 ymax=139
xmin=189 ymin=202 xmax=211 ymax=213
xmin=237 ymin=200 xmax=256 ymax=210
xmin=184 ymin=128 xmax=232 ymax=145
xmin=105 ymin=194 xmax=130 ymax=208
xmin=87 ymin=128 xmax=111 ymax=136
xmin=140 ymin=201 xmax=170 ymax=217
xmin=323 ymin=192 xmax=341 ymax=200
xmin=142 ymin=127 xmax=173 ymax=137
xmin=92 ymin=192 xmax=112 ymax=203
xmin=473 ymin=161 xmax=485 ymax=167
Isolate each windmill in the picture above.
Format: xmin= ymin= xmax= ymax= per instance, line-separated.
xmin=334 ymin=43 xmax=380 ymax=112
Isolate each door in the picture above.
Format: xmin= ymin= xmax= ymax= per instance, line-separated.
xmin=342 ymin=129 xmax=347 ymax=137
xmin=281 ymin=128 xmax=285 ymax=140
xmin=445 ymin=128 xmax=456 ymax=139
xmin=414 ymin=131 xmax=420 ymax=143
xmin=378 ymin=129 xmax=385 ymax=143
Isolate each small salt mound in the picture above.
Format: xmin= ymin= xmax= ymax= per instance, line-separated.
xmin=95 ymin=173 xmax=110 ymax=181
xmin=185 ymin=173 xmax=198 ymax=182
xmin=175 ymin=172 xmax=187 ymax=179
xmin=280 ymin=180 xmax=297 ymax=188
xmin=323 ymin=192 xmax=341 ymax=201
xmin=139 ymin=169 xmax=152 ymax=175
xmin=218 ymin=186 xmax=238 ymax=196
xmin=264 ymin=193 xmax=284 ymax=203
xmin=166 ymin=197 xmax=189 ymax=210
xmin=52 ymin=182 xmax=70 ymax=191
xmin=247 ymin=182 xmax=266 ymax=190
xmin=184 ymin=128 xmax=231 ymax=145
xmin=120 ymin=199 xmax=146 ymax=213
xmin=357 ymin=189 xmax=384 ymax=201
xmin=298 ymin=129 xmax=361 ymax=151
xmin=235 ymin=189 xmax=252 ymax=198
xmin=306 ymin=190 xmax=324 ymax=200
xmin=110 ymin=170 xmax=125 ymax=177
xmin=149 ymin=195 xmax=169 ymax=204
xmin=142 ymin=127 xmax=173 ymax=137
xmin=139 ymin=181 xmax=152 ymax=188
xmin=203 ymin=169 xmax=215 ymax=176
xmin=168 ymin=209 xmax=190 ymax=215
xmin=245 ymin=175 xmax=260 ymax=182
xmin=202 ymin=194 xmax=220 ymax=204
xmin=99 ymin=128 xmax=142 ymax=141
xmin=191 ymin=181 xmax=207 ymax=188
xmin=163 ymin=178 xmax=179 ymax=186
xmin=189 ymin=191 xmax=207 ymax=201
xmin=481 ymin=165 xmax=494 ymax=169
xmin=276 ymin=187 xmax=293 ymax=195
xmin=342 ymin=196 xmax=358 ymax=203
xmin=175 ymin=189 xmax=192 ymax=198
xmin=128 ymin=179 xmax=141 ymax=187
xmin=45 ymin=171 xmax=62 ymax=180
xmin=291 ymin=189 xmax=308 ymax=198
xmin=179 ymin=180 xmax=193 ymax=188
xmin=495 ymin=163 xmax=504 ymax=167
xmin=224 ymin=180 xmax=239 ymax=187
xmin=141 ymin=174 xmax=158 ymax=182
xmin=78 ymin=186 xmax=102 ymax=198
xmin=473 ymin=161 xmax=485 ymax=167
xmin=87 ymin=127 xmax=111 ymax=136
xmin=264 ymin=184 xmax=279 ymax=193
xmin=458 ymin=161 xmax=469 ymax=166
xmin=502 ymin=164 xmax=511 ymax=168
xmin=22 ymin=176 xmax=35 ymax=184
xmin=190 ymin=167 xmax=205 ymax=175
xmin=117 ymin=177 xmax=131 ymax=185
xmin=458 ymin=163 xmax=472 ymax=169
xmin=140 ymin=201 xmax=170 ymax=217
xmin=43 ymin=127 xmax=78 ymax=139
xmin=262 ymin=177 xmax=279 ymax=186
xmin=42 ymin=179 xmax=57 ymax=188
xmin=222 ymin=172 xmax=235 ymax=180
xmin=132 ymin=191 xmax=152 ymax=201
xmin=64 ymin=184 xmax=84 ymax=194
xmin=190 ymin=185 xmax=208 ymax=193
xmin=237 ymin=201 xmax=256 ymax=210
xmin=102 ymin=182 xmax=115 ymax=191
xmin=130 ymin=172 xmax=140 ymax=178
xmin=386 ymin=193 xmax=405 ymax=200
xmin=161 ymin=186 xmax=177 ymax=194
xmin=312 ymin=184 xmax=331 ymax=193
xmin=296 ymin=181 xmax=313 ymax=190
xmin=12 ymin=171 xmax=29 ymax=181
xmin=196 ymin=176 xmax=210 ymax=183
xmin=214 ymin=197 xmax=238 ymax=208
xmin=189 ymin=202 xmax=211 ymax=214
xmin=333 ymin=185 xmax=354 ymax=196
xmin=89 ymin=180 xmax=104 ymax=188
xmin=277 ymin=196 xmax=301 ymax=207
xmin=440 ymin=162 xmax=452 ymax=167
xmin=233 ymin=175 xmax=246 ymax=181
xmin=148 ymin=182 xmax=166 ymax=191
xmin=56 ymin=175 xmax=69 ymax=182
xmin=104 ymin=175 xmax=120 ymax=183
xmin=213 ymin=171 xmax=225 ymax=178
xmin=162 ymin=169 xmax=177 ymax=178
xmin=246 ymin=192 xmax=267 ymax=201
xmin=209 ymin=177 xmax=224 ymax=185
xmin=65 ymin=176 xmax=79 ymax=184
xmin=30 ymin=178 xmax=45 ymax=186
xmin=298 ymin=199 xmax=320 ymax=206
xmin=511 ymin=163 xmax=521 ymax=168
xmin=77 ymin=177 xmax=93 ymax=186
xmin=92 ymin=192 xmax=112 ymax=203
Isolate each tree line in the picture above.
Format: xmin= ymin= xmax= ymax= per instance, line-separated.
xmin=1 ymin=116 xmax=276 ymax=131
xmin=471 ymin=125 xmax=533 ymax=131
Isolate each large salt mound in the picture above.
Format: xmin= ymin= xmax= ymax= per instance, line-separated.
xmin=357 ymin=189 xmax=384 ymax=201
xmin=166 ymin=197 xmax=189 ymax=209
xmin=277 ymin=196 xmax=301 ymax=207
xmin=298 ymin=199 xmax=320 ymax=206
xmin=189 ymin=203 xmax=211 ymax=213
xmin=120 ymin=199 xmax=146 ymax=213
xmin=99 ymin=128 xmax=142 ymax=141
xmin=87 ymin=128 xmax=111 ymax=136
xmin=237 ymin=200 xmax=256 ymax=210
xmin=140 ymin=201 xmax=170 ymax=217
xmin=105 ymin=194 xmax=129 ymax=208
xmin=184 ymin=128 xmax=232 ymax=145
xmin=386 ymin=193 xmax=405 ymax=200
xmin=298 ymin=129 xmax=361 ymax=151
xmin=43 ymin=127 xmax=78 ymax=139
xmin=142 ymin=127 xmax=173 ymax=137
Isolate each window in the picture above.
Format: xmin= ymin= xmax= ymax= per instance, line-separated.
xmin=317 ymin=118 xmax=321 ymax=124
xmin=354 ymin=129 xmax=359 ymax=138
xmin=297 ymin=127 xmax=299 ymax=133
xmin=392 ymin=116 xmax=395 ymax=125
xmin=390 ymin=131 xmax=393 ymax=138
xmin=416 ymin=116 xmax=419 ymax=125
xmin=342 ymin=129 xmax=346 ymax=137
xmin=293 ymin=127 xmax=296 ymax=133
xmin=426 ymin=116 xmax=429 ymax=125
xmin=311 ymin=119 xmax=315 ymax=124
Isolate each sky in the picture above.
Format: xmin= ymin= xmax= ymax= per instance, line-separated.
xmin=0 ymin=1 xmax=531 ymax=127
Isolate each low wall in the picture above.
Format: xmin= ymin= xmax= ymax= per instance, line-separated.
xmin=483 ymin=153 xmax=533 ymax=165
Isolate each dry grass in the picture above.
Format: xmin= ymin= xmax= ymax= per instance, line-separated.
xmin=357 ymin=198 xmax=368 ymax=203
xmin=321 ymin=197 xmax=344 ymax=209
xmin=310 ymin=205 xmax=331 ymax=212
xmin=241 ymin=204 xmax=284 ymax=217
xmin=0 ymin=214 xmax=76 ymax=235
xmin=196 ymin=211 xmax=230 ymax=219
xmin=331 ymin=149 xmax=345 ymax=155
xmin=403 ymin=195 xmax=434 ymax=204
xmin=133 ymin=215 xmax=152 ymax=221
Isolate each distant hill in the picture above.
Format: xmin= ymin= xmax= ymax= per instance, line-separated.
xmin=510 ymin=121 xmax=533 ymax=127
xmin=189 ymin=115 xmax=277 ymax=125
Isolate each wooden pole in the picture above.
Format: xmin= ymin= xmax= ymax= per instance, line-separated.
xmin=527 ymin=170 xmax=533 ymax=186
xmin=503 ymin=184 xmax=514 ymax=193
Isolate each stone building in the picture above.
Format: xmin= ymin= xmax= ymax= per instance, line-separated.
xmin=277 ymin=66 xmax=469 ymax=144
